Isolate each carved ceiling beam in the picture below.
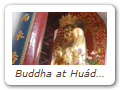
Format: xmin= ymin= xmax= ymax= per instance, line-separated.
xmin=46 ymin=24 xmax=54 ymax=30
xmin=42 ymin=47 xmax=50 ymax=55
xmin=41 ymin=54 xmax=49 ymax=61
xmin=44 ymin=30 xmax=54 ymax=36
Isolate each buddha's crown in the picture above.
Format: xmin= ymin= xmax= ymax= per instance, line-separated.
xmin=59 ymin=13 xmax=78 ymax=29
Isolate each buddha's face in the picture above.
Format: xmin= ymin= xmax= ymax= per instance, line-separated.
xmin=64 ymin=31 xmax=73 ymax=41
xmin=63 ymin=25 xmax=74 ymax=41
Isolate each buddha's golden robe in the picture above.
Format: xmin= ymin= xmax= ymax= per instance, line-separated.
xmin=51 ymin=28 xmax=88 ymax=65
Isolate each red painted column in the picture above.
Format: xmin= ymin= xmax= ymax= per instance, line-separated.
xmin=23 ymin=12 xmax=48 ymax=65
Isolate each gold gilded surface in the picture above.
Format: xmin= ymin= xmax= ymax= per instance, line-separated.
xmin=98 ymin=46 xmax=101 ymax=54
xmin=59 ymin=13 xmax=77 ymax=28
xmin=98 ymin=60 xmax=104 ymax=65
xmin=84 ymin=12 xmax=88 ymax=17
xmin=14 ymin=30 xmax=24 ymax=41
xmin=21 ymin=13 xmax=30 ymax=22
xmin=52 ymin=28 xmax=87 ymax=65
xmin=12 ymin=51 xmax=18 ymax=64
xmin=94 ymin=24 xmax=98 ymax=31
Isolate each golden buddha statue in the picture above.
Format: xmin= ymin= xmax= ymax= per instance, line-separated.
xmin=51 ymin=13 xmax=88 ymax=65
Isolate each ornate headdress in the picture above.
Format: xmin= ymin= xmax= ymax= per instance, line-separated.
xmin=59 ymin=13 xmax=78 ymax=32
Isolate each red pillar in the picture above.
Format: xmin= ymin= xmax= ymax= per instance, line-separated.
xmin=23 ymin=12 xmax=48 ymax=65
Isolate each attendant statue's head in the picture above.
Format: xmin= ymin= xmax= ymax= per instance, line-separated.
xmin=72 ymin=28 xmax=84 ymax=40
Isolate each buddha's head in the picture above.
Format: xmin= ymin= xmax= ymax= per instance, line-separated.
xmin=63 ymin=24 xmax=74 ymax=41
xmin=59 ymin=13 xmax=78 ymax=41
